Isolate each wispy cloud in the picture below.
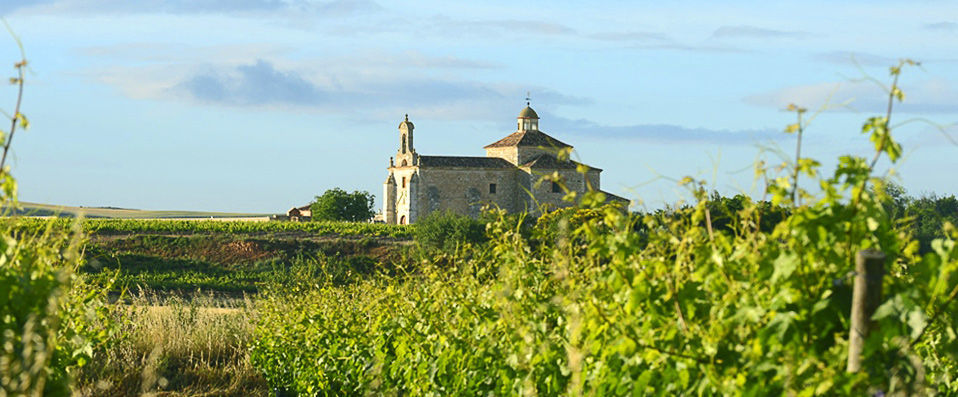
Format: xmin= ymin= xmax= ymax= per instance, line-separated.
xmin=81 ymin=44 xmax=498 ymax=70
xmin=7 ymin=0 xmax=379 ymax=16
xmin=101 ymin=59 xmax=587 ymax=121
xmin=544 ymin=113 xmax=779 ymax=145
xmin=585 ymin=29 xmax=747 ymax=53
xmin=0 ymin=0 xmax=54 ymax=15
xmin=924 ymin=21 xmax=957 ymax=31
xmin=744 ymin=78 xmax=958 ymax=114
xmin=425 ymin=16 xmax=577 ymax=38
xmin=633 ymin=42 xmax=750 ymax=53
xmin=175 ymin=60 xmax=324 ymax=106
xmin=347 ymin=50 xmax=500 ymax=70
xmin=80 ymin=42 xmax=293 ymax=63
xmin=712 ymin=25 xmax=810 ymax=39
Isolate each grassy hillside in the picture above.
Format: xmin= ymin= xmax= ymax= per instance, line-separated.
xmin=85 ymin=233 xmax=407 ymax=295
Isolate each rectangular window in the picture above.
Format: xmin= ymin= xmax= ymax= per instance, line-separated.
xmin=551 ymin=181 xmax=561 ymax=193
xmin=489 ymin=183 xmax=496 ymax=194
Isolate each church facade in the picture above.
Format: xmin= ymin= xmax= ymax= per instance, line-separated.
xmin=382 ymin=105 xmax=625 ymax=225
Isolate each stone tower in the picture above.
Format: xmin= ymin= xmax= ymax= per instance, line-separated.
xmin=395 ymin=114 xmax=418 ymax=167
xmin=383 ymin=114 xmax=421 ymax=225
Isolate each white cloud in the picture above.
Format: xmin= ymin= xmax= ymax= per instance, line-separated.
xmin=7 ymin=0 xmax=380 ymax=16
xmin=97 ymin=59 xmax=587 ymax=121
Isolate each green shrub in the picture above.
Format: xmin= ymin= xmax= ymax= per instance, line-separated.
xmin=413 ymin=210 xmax=487 ymax=252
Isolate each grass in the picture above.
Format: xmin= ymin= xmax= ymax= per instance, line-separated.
xmin=74 ymin=292 xmax=268 ymax=396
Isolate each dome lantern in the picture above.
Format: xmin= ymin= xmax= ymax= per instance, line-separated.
xmin=517 ymin=101 xmax=539 ymax=132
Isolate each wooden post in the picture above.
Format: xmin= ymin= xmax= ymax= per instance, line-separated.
xmin=847 ymin=249 xmax=885 ymax=372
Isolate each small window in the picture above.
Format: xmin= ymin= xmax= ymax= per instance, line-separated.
xmin=402 ymin=177 xmax=406 ymax=188
xmin=551 ymin=181 xmax=561 ymax=193
xmin=489 ymin=183 xmax=497 ymax=194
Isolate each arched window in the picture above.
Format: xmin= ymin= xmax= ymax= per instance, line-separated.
xmin=401 ymin=135 xmax=407 ymax=153
xmin=400 ymin=215 xmax=406 ymax=225
xmin=402 ymin=159 xmax=408 ymax=167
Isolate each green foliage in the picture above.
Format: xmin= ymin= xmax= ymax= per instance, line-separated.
xmin=871 ymin=180 xmax=958 ymax=255
xmin=0 ymin=36 xmax=117 ymax=396
xmin=249 ymin=60 xmax=958 ymax=395
xmin=413 ymin=210 xmax=487 ymax=252
xmin=310 ymin=188 xmax=375 ymax=222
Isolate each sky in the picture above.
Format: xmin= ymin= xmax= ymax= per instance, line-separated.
xmin=0 ymin=0 xmax=956 ymax=213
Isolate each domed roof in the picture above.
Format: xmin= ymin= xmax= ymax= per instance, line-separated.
xmin=518 ymin=106 xmax=539 ymax=119
xmin=398 ymin=114 xmax=414 ymax=129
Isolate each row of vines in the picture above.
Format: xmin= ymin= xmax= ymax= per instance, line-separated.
xmin=6 ymin=218 xmax=413 ymax=238
xmin=250 ymin=61 xmax=958 ymax=395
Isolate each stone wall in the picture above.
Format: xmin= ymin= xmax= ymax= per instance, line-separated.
xmin=484 ymin=146 xmax=518 ymax=165
xmin=415 ymin=167 xmax=520 ymax=219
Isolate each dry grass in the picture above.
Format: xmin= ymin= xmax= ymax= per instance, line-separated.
xmin=74 ymin=292 xmax=268 ymax=396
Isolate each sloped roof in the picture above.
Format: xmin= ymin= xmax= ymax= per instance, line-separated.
xmin=601 ymin=190 xmax=629 ymax=204
xmin=419 ymin=155 xmax=515 ymax=168
xmin=520 ymin=154 xmax=602 ymax=172
xmin=484 ymin=130 xmax=573 ymax=149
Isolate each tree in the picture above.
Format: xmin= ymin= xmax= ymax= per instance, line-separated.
xmin=310 ymin=188 xmax=375 ymax=222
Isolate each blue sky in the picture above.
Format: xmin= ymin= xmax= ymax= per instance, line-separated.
xmin=1 ymin=0 xmax=956 ymax=212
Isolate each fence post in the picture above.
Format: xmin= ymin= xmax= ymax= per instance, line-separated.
xmin=847 ymin=249 xmax=886 ymax=373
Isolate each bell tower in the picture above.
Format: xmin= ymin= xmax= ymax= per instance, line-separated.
xmin=396 ymin=114 xmax=418 ymax=167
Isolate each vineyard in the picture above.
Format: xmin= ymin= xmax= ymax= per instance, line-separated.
xmin=246 ymin=62 xmax=958 ymax=395
xmin=7 ymin=218 xmax=413 ymax=238
xmin=2 ymin=44 xmax=957 ymax=395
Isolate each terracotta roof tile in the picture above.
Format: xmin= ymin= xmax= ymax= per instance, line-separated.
xmin=520 ymin=154 xmax=602 ymax=172
xmin=484 ymin=130 xmax=573 ymax=149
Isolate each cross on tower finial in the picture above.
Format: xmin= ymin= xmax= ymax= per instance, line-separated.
xmin=404 ymin=113 xmax=408 ymax=121
xmin=525 ymin=91 xmax=531 ymax=106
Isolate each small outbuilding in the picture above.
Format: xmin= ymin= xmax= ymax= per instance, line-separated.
xmin=286 ymin=204 xmax=312 ymax=221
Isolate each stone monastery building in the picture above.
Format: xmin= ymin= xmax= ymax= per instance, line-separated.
xmin=382 ymin=105 xmax=626 ymax=225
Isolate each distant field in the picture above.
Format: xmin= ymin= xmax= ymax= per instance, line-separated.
xmin=7 ymin=201 xmax=274 ymax=219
